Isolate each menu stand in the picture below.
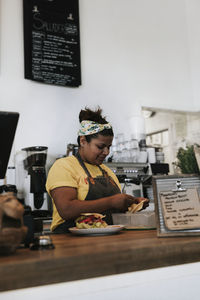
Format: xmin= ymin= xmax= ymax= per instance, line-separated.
xmin=153 ymin=174 xmax=200 ymax=237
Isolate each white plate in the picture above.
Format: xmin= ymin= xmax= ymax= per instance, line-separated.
xmin=69 ymin=225 xmax=125 ymax=236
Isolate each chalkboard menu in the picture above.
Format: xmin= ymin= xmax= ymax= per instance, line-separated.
xmin=23 ymin=0 xmax=81 ymax=87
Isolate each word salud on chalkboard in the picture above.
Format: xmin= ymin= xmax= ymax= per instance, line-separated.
xmin=160 ymin=188 xmax=200 ymax=230
xmin=23 ymin=0 xmax=81 ymax=87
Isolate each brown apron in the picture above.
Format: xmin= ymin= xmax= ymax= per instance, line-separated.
xmin=53 ymin=152 xmax=121 ymax=233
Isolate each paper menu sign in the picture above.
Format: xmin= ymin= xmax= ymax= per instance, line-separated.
xmin=160 ymin=188 xmax=200 ymax=230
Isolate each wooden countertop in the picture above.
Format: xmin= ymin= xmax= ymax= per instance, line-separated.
xmin=1 ymin=229 xmax=200 ymax=291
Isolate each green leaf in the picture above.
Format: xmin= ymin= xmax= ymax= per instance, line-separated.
xmin=176 ymin=145 xmax=200 ymax=174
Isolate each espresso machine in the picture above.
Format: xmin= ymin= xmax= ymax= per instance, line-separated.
xmin=22 ymin=146 xmax=50 ymax=218
xmin=105 ymin=161 xmax=154 ymax=206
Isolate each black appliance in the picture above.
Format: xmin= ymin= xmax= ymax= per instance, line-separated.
xmin=22 ymin=146 xmax=52 ymax=237
xmin=150 ymin=163 xmax=169 ymax=175
xmin=105 ymin=162 xmax=151 ymax=196
xmin=22 ymin=146 xmax=48 ymax=212
xmin=0 ymin=111 xmax=19 ymax=180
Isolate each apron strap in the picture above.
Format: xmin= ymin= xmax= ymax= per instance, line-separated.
xmin=98 ymin=165 xmax=108 ymax=177
xmin=75 ymin=152 xmax=91 ymax=177
xmin=75 ymin=152 xmax=104 ymax=178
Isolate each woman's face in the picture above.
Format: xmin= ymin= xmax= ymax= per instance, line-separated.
xmin=79 ymin=134 xmax=113 ymax=165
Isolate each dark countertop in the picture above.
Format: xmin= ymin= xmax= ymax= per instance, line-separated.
xmin=1 ymin=229 xmax=200 ymax=291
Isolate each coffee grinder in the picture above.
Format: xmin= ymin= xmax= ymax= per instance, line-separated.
xmin=22 ymin=146 xmax=50 ymax=217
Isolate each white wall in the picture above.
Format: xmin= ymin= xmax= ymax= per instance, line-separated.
xmin=185 ymin=0 xmax=200 ymax=109
xmin=1 ymin=0 xmax=200 ymax=168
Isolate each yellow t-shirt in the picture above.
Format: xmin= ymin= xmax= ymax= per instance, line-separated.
xmin=46 ymin=155 xmax=121 ymax=231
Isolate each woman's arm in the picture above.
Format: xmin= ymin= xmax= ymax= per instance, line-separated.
xmin=50 ymin=186 xmax=149 ymax=220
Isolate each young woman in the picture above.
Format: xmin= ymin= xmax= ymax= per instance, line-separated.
xmin=46 ymin=107 xmax=149 ymax=233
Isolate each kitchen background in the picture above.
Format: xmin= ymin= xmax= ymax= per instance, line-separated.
xmin=143 ymin=107 xmax=200 ymax=173
xmin=1 ymin=1 xmax=200 ymax=297
xmin=1 ymin=0 xmax=200 ymax=175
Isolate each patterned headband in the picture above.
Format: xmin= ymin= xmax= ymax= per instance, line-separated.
xmin=78 ymin=120 xmax=112 ymax=136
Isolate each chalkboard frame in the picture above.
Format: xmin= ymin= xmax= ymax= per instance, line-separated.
xmin=23 ymin=0 xmax=81 ymax=87
xmin=152 ymin=174 xmax=200 ymax=237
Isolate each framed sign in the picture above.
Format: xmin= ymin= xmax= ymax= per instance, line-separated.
xmin=152 ymin=174 xmax=200 ymax=237
xmin=23 ymin=0 xmax=81 ymax=87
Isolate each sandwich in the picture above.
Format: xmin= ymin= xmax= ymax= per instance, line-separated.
xmin=75 ymin=213 xmax=108 ymax=229
xmin=128 ymin=200 xmax=146 ymax=213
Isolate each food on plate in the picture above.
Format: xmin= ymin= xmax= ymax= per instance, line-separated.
xmin=128 ymin=200 xmax=146 ymax=213
xmin=75 ymin=213 xmax=108 ymax=229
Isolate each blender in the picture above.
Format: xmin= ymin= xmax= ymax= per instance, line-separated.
xmin=22 ymin=146 xmax=50 ymax=217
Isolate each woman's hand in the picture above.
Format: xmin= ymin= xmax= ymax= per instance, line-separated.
xmin=134 ymin=197 xmax=150 ymax=210
xmin=110 ymin=194 xmax=149 ymax=212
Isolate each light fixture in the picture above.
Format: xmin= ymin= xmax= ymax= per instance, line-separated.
xmin=142 ymin=110 xmax=156 ymax=119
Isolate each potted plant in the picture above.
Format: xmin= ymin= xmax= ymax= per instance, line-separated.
xmin=176 ymin=145 xmax=200 ymax=174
